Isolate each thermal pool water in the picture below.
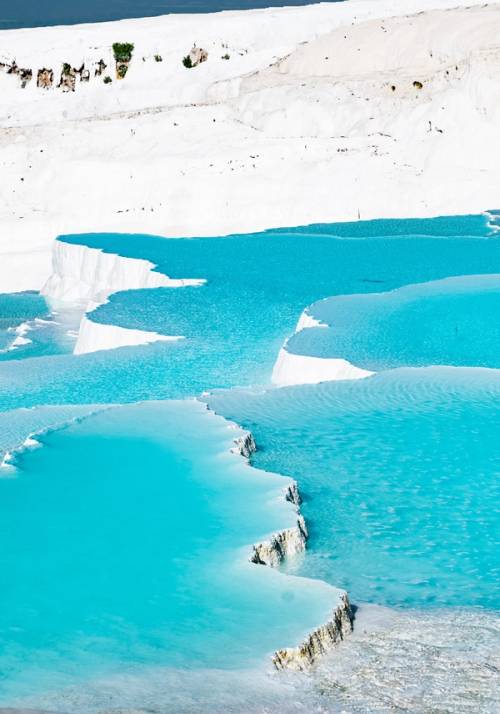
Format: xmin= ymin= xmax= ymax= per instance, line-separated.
xmin=0 ymin=213 xmax=498 ymax=712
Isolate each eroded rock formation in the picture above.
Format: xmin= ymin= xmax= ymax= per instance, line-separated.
xmin=189 ymin=45 xmax=209 ymax=67
xmin=232 ymin=431 xmax=256 ymax=458
xmin=272 ymin=592 xmax=354 ymax=671
xmin=19 ymin=67 xmax=32 ymax=88
xmin=37 ymin=68 xmax=53 ymax=89
xmin=95 ymin=59 xmax=107 ymax=77
xmin=59 ymin=64 xmax=76 ymax=92
xmin=235 ymin=427 xmax=353 ymax=669
xmin=250 ymin=513 xmax=308 ymax=568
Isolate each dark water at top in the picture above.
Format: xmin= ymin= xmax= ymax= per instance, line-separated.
xmin=0 ymin=0 xmax=338 ymax=31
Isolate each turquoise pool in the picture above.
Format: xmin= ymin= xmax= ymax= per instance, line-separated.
xmin=0 ymin=213 xmax=498 ymax=711
xmin=206 ymin=367 xmax=500 ymax=608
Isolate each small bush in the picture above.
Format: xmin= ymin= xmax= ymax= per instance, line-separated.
xmin=112 ymin=42 xmax=134 ymax=63
xmin=221 ymin=53 xmax=230 ymax=60
xmin=154 ymin=54 xmax=163 ymax=62
xmin=182 ymin=55 xmax=193 ymax=69
xmin=103 ymin=75 xmax=112 ymax=84
xmin=62 ymin=62 xmax=72 ymax=75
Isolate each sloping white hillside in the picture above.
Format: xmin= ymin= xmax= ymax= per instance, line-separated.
xmin=0 ymin=0 xmax=498 ymax=291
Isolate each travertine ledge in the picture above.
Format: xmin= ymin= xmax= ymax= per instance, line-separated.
xmin=216 ymin=414 xmax=354 ymax=669
xmin=232 ymin=431 xmax=257 ymax=458
xmin=272 ymin=592 xmax=353 ymax=671
xmin=250 ymin=513 xmax=309 ymax=568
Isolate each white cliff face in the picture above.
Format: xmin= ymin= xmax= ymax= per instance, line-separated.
xmin=73 ymin=315 xmax=182 ymax=355
xmin=41 ymin=239 xmax=204 ymax=305
xmin=272 ymin=347 xmax=373 ymax=387
xmin=40 ymin=238 xmax=204 ymax=354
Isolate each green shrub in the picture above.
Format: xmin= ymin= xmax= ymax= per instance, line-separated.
xmin=182 ymin=55 xmax=193 ymax=68
xmin=154 ymin=54 xmax=163 ymax=62
xmin=221 ymin=53 xmax=230 ymax=60
xmin=62 ymin=62 xmax=72 ymax=75
xmin=103 ymin=75 xmax=112 ymax=84
xmin=112 ymin=42 xmax=134 ymax=63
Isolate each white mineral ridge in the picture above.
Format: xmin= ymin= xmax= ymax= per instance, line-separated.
xmin=272 ymin=346 xmax=373 ymax=386
xmin=74 ymin=315 xmax=182 ymax=354
xmin=1 ymin=0 xmax=498 ymax=291
xmin=42 ymin=238 xmax=204 ymax=304
xmin=272 ymin=303 xmax=373 ymax=386
xmin=41 ymin=238 xmax=203 ymax=353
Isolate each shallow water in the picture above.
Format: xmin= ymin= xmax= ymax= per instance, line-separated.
xmin=0 ymin=214 xmax=499 ymax=710
xmin=0 ymin=293 xmax=79 ymax=362
xmin=8 ymin=607 xmax=500 ymax=713
xmin=0 ymin=400 xmax=337 ymax=704
xmin=1 ymin=216 xmax=500 ymax=411
xmin=289 ymin=273 xmax=500 ymax=370
xmin=0 ymin=293 xmax=48 ymax=354
xmin=206 ymin=367 xmax=500 ymax=608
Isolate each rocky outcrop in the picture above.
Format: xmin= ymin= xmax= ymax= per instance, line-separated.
xmin=19 ymin=67 xmax=32 ymax=88
xmin=188 ymin=45 xmax=209 ymax=67
xmin=250 ymin=513 xmax=308 ymax=568
xmin=272 ymin=591 xmax=353 ymax=671
xmin=285 ymin=481 xmax=302 ymax=507
xmin=231 ymin=431 xmax=256 ymax=458
xmin=59 ymin=64 xmax=76 ymax=92
xmin=199 ymin=408 xmax=354 ymax=670
xmin=95 ymin=59 xmax=107 ymax=77
xmin=2 ymin=61 xmax=32 ymax=87
xmin=2 ymin=57 xmax=97 ymax=91
xmin=37 ymin=68 xmax=53 ymax=89
xmin=232 ymin=429 xmax=309 ymax=568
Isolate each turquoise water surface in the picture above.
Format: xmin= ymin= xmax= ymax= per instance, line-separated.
xmin=288 ymin=274 xmax=500 ymax=370
xmin=0 ymin=292 xmax=48 ymax=353
xmin=1 ymin=215 xmax=500 ymax=411
xmin=0 ymin=292 xmax=78 ymax=362
xmin=0 ymin=213 xmax=498 ymax=711
xmin=206 ymin=367 xmax=500 ymax=608
xmin=0 ymin=401 xmax=336 ymax=703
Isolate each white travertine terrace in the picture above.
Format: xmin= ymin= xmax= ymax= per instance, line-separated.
xmin=272 ymin=346 xmax=374 ymax=386
xmin=1 ymin=0 xmax=499 ymax=291
xmin=73 ymin=315 xmax=182 ymax=355
xmin=41 ymin=238 xmax=203 ymax=354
